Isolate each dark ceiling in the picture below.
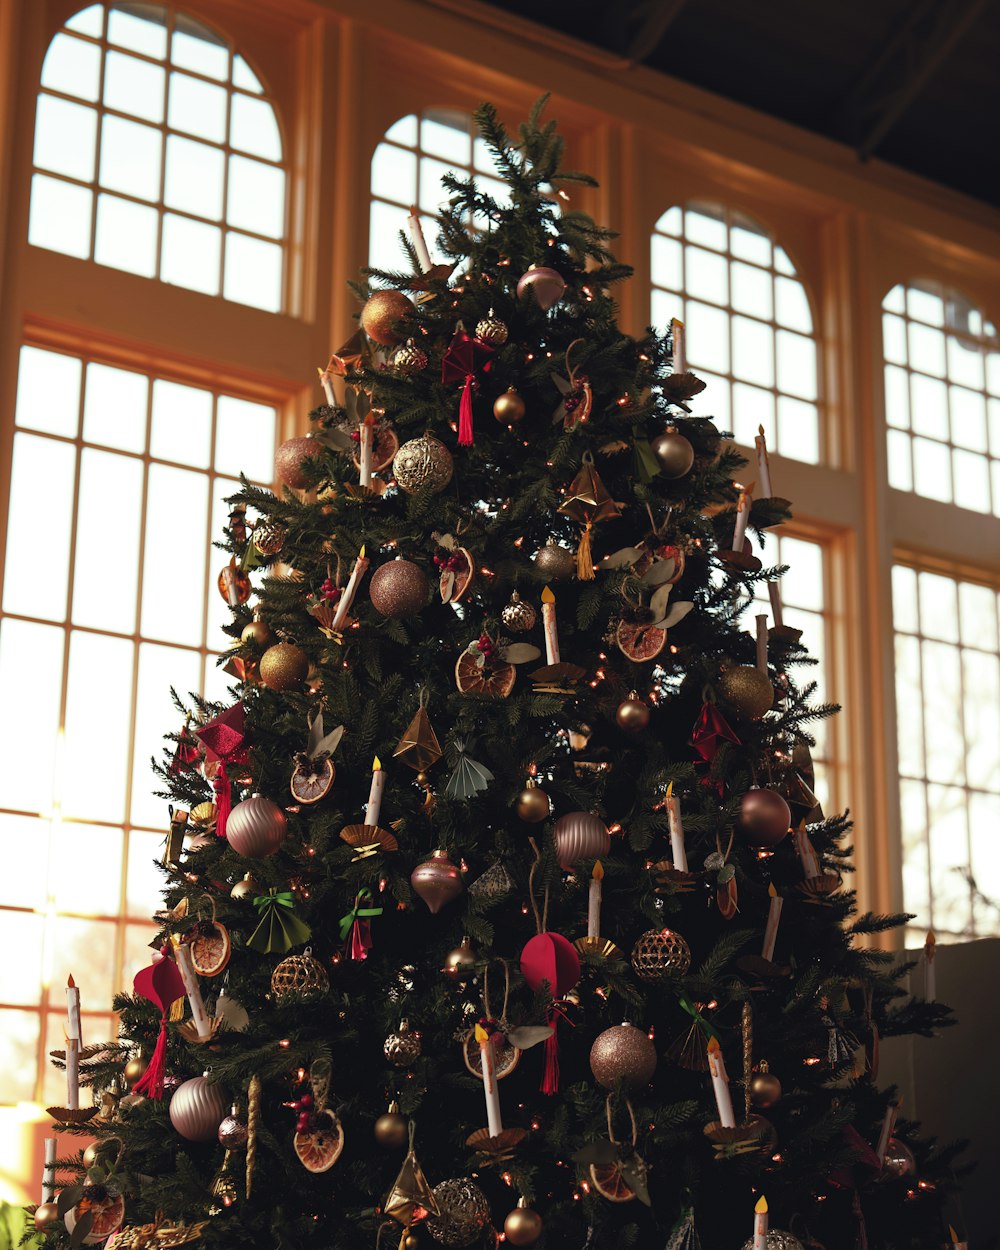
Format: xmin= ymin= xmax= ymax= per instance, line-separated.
xmin=482 ymin=0 xmax=1000 ymax=208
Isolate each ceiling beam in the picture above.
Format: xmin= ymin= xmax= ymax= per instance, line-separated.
xmin=839 ymin=0 xmax=991 ymax=159
xmin=624 ymin=0 xmax=691 ymax=64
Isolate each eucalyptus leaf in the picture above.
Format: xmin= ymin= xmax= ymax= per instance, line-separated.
xmin=551 ymin=372 xmax=573 ymax=396
xmin=500 ymin=643 xmax=542 ymax=665
xmin=648 ymin=582 xmax=674 ymax=624
xmin=640 ymin=557 xmax=677 ymax=586
xmin=620 ymin=1155 xmax=651 ymax=1206
xmin=660 ymin=600 xmax=694 ymax=629
xmin=69 ymin=1210 xmax=94 ymax=1249
xmin=57 ymin=1185 xmax=85 ymax=1219
xmin=506 ymin=1024 xmax=554 ymax=1050
xmin=601 ymin=545 xmax=644 ymax=569
xmin=571 ymin=1139 xmax=619 ymax=1166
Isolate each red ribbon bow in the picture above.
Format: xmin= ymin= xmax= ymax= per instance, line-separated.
xmin=441 ymin=331 xmax=496 ymax=447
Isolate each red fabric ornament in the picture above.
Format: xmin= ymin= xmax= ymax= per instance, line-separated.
xmin=131 ymin=955 xmax=186 ymax=1099
xmin=520 ymin=932 xmax=580 ymax=1097
xmin=441 ymin=331 xmax=496 ymax=446
xmin=689 ymin=702 xmax=741 ymax=764
xmin=194 ymin=703 xmax=250 ymax=839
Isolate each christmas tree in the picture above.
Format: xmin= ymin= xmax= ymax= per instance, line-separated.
xmin=32 ymin=100 xmax=966 ymax=1250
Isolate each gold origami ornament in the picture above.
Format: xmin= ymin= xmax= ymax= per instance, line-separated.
xmin=383 ymin=1136 xmax=440 ymax=1226
xmin=557 ymin=453 xmax=621 ymax=580
xmin=393 ymin=698 xmax=442 ymax=773
xmin=325 ymin=330 xmax=366 ymax=377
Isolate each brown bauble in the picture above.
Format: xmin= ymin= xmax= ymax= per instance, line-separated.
xmin=737 ymin=788 xmax=791 ymax=848
xmin=375 ymin=1103 xmax=409 ymax=1149
xmin=718 ymin=664 xmax=774 ymax=719
xmin=361 ymin=289 xmax=414 ymax=346
xmin=370 ymin=558 xmax=429 ymax=618
xmin=590 ymin=1023 xmax=657 ymax=1089
xmin=504 ymin=1202 xmax=543 ymax=1246
xmin=515 ymin=781 xmax=550 ymax=823
xmin=650 ymin=427 xmax=695 ymax=478
xmin=276 ymin=434 xmax=321 ymax=490
xmin=533 ymin=543 xmax=575 ymax=580
xmin=493 ymin=387 xmax=526 ymax=424
xmin=616 ymin=692 xmax=650 ymax=731
xmin=411 ymin=849 xmax=463 ymax=914
xmin=33 ymin=1203 xmax=60 ymax=1233
xmin=124 ymin=1054 xmax=149 ymax=1086
xmin=259 ymin=640 xmax=309 ymax=692
xmin=750 ymin=1069 xmax=782 ymax=1109
xmin=241 ymin=616 xmax=274 ymax=647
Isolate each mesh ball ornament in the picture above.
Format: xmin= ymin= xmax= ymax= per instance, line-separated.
xmin=426 ymin=1178 xmax=491 ymax=1246
xmin=589 ymin=1023 xmax=657 ymax=1089
xmin=226 ymin=794 xmax=287 ymax=858
xmin=393 ymin=433 xmax=454 ymax=494
xmin=270 ymin=948 xmax=329 ymax=1002
xmin=630 ymin=928 xmax=691 ymax=982
xmin=740 ymin=1234 xmax=804 ymax=1250
xmin=169 ymin=1074 xmax=227 ymax=1141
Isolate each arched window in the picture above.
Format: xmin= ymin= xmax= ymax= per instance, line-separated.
xmin=882 ymin=280 xmax=1000 ymax=515
xmin=369 ymin=107 xmax=509 ymax=271
xmin=651 ymin=203 xmax=820 ymax=463
xmin=30 ymin=2 xmax=286 ymax=311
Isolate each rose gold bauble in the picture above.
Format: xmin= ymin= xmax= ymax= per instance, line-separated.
xmin=361 ymin=289 xmax=414 ymax=346
xmin=504 ymin=1201 xmax=542 ymax=1246
xmin=750 ymin=1068 xmax=782 ymax=1108
xmin=737 ymin=788 xmax=791 ymax=848
xmin=393 ymin=433 xmax=454 ymax=494
xmin=533 ymin=542 xmax=575 ymax=579
xmin=259 ymin=640 xmax=309 ymax=692
xmin=375 ymin=1102 xmax=409 ymax=1149
xmin=718 ymin=665 xmax=774 ymax=719
xmin=882 ymin=1137 xmax=916 ymax=1178
xmin=616 ymin=692 xmax=650 ymax=731
xmin=493 ymin=387 xmax=526 ymax=423
xmin=515 ymin=780 xmax=550 ymax=823
xmin=411 ymin=849 xmax=464 ymax=913
xmin=276 ymin=434 xmax=321 ymax=489
xmin=442 ymin=937 xmax=477 ymax=981
xmin=552 ymin=810 xmax=610 ymax=869
xmin=169 ymin=1073 xmax=227 ymax=1141
xmin=369 ymin=558 xmax=429 ymax=618
xmin=589 ymin=1023 xmax=657 ymax=1089
xmin=33 ymin=1203 xmax=60 ymax=1233
xmin=218 ymin=1109 xmax=249 ymax=1148
xmin=230 ymin=871 xmax=261 ymax=900
xmin=516 ymin=264 xmax=567 ymax=311
xmin=123 ymin=1054 xmax=149 ymax=1086
xmin=226 ymin=793 xmax=287 ymax=858
xmin=651 ymin=427 xmax=695 ymax=478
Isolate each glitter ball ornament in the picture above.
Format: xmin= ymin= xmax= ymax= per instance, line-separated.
xmin=740 ymin=1234 xmax=804 ymax=1250
xmin=750 ymin=1065 xmax=782 ymax=1108
xmin=253 ymin=520 xmax=287 ymax=556
xmin=616 ymin=692 xmax=650 ymax=731
xmin=270 ymin=948 xmax=329 ymax=1002
xmin=276 ymin=434 xmax=321 ymax=489
xmin=533 ymin=542 xmax=575 ymax=580
xmin=226 ymin=794 xmax=287 ymax=858
xmin=502 ymin=592 xmax=537 ymax=632
xmin=169 ymin=1073 xmax=227 ymax=1141
xmin=882 ymin=1137 xmax=916 ymax=1178
xmin=426 ymin=1178 xmax=491 ymax=1246
xmin=504 ymin=1200 xmax=542 ymax=1246
xmin=393 ymin=433 xmax=454 ymax=494
xmin=737 ymin=788 xmax=791 ymax=848
xmin=259 ymin=640 xmax=309 ymax=691
xmin=361 ymin=289 xmax=414 ymax=346
xmin=590 ymin=1023 xmax=657 ymax=1089
xmin=394 ymin=339 xmax=429 ymax=376
xmin=370 ymin=558 xmax=429 ymax=618
xmin=515 ymin=780 xmax=550 ymax=823
xmin=384 ymin=1020 xmax=422 ymax=1067
xmin=218 ymin=1107 xmax=249 ymax=1149
xmin=630 ymin=927 xmax=691 ymax=981
xmin=552 ymin=810 xmax=610 ymax=869
xmin=493 ymin=387 xmax=526 ymax=424
xmin=475 ymin=310 xmax=509 ymax=345
xmin=718 ymin=665 xmax=774 ymax=719
xmin=375 ymin=1101 xmax=409 ymax=1149
xmin=517 ymin=264 xmax=566 ymax=311
xmin=411 ymin=849 xmax=464 ymax=913
xmin=651 ymin=427 xmax=695 ymax=478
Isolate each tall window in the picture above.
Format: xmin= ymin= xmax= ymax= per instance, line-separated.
xmin=882 ymin=281 xmax=1000 ymax=516
xmin=30 ymin=2 xmax=286 ymax=310
xmin=0 ymin=344 xmax=278 ymax=1104
xmin=651 ymin=203 xmax=820 ymax=464
xmin=369 ymin=107 xmax=509 ymax=271
xmin=892 ymin=563 xmax=1000 ymax=942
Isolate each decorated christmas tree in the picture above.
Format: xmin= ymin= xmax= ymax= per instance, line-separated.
xmin=32 ymin=100 xmax=966 ymax=1250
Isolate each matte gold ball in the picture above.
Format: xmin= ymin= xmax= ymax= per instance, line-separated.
xmin=515 ymin=782 xmax=550 ymax=823
xmin=589 ymin=1023 xmax=657 ymax=1089
xmin=124 ymin=1054 xmax=149 ymax=1086
xmin=402 ymin=1235 xmax=420 ymax=1250
xmin=393 ymin=434 xmax=454 ymax=494
xmin=737 ymin=788 xmax=791 ymax=848
xmin=259 ymin=641 xmax=309 ymax=692
xmin=651 ymin=428 xmax=695 ymax=478
xmin=369 ymin=558 xmax=429 ymax=618
xmin=442 ymin=938 xmax=477 ymax=981
xmin=241 ymin=617 xmax=274 ymax=647
xmin=750 ymin=1069 xmax=782 ymax=1108
xmin=504 ymin=1204 xmax=543 ymax=1245
xmin=33 ymin=1203 xmax=60 ymax=1233
xmin=718 ymin=665 xmax=774 ymax=719
xmin=533 ymin=543 xmax=575 ymax=579
xmin=361 ymin=289 xmax=414 ymax=346
xmin=230 ymin=871 xmax=261 ymax=901
xmin=275 ymin=434 xmax=321 ymax=489
xmin=375 ymin=1104 xmax=409 ymax=1149
xmin=616 ymin=693 xmax=650 ymax=731
xmin=493 ymin=387 xmax=526 ymax=423
xmin=82 ymin=1142 xmax=101 ymax=1168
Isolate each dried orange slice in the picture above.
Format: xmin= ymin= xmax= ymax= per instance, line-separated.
xmin=440 ymin=548 xmax=475 ymax=604
xmin=615 ymin=619 xmax=666 ymax=662
xmin=656 ymin=543 xmax=686 ymax=584
xmin=455 ymin=647 xmax=516 ymax=697
xmin=290 ymin=757 xmax=335 ymax=805
xmin=589 ymin=1162 xmax=635 ymax=1203
xmin=462 ymin=1031 xmax=520 ymax=1081
xmin=294 ymin=1110 xmax=345 ymax=1173
xmin=189 ymin=922 xmax=232 ymax=977
xmin=65 ymin=1191 xmax=126 ymax=1244
xmin=352 ymin=426 xmax=400 ymax=473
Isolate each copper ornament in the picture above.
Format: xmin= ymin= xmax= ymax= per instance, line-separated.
xmin=589 ymin=1023 xmax=657 ymax=1089
xmin=360 ymin=289 xmax=414 ymax=346
xmin=259 ymin=640 xmax=309 ymax=692
xmin=369 ymin=558 xmax=430 ymax=618
xmin=552 ymin=810 xmax=610 ymax=869
xmin=411 ymin=849 xmax=464 ymax=913
xmin=276 ymin=434 xmax=321 ymax=490
xmin=737 ymin=788 xmax=791 ymax=848
xmin=226 ymin=794 xmax=287 ymax=858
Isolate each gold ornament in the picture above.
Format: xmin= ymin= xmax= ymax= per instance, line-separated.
xmin=393 ymin=434 xmax=454 ymax=494
xmin=589 ymin=1022 xmax=657 ymax=1089
xmin=475 ymin=310 xmax=509 ymax=345
xmin=504 ymin=1199 xmax=542 ymax=1246
xmin=275 ymin=434 xmax=321 ymax=490
xmin=33 ymin=1204 xmax=60 ymax=1233
xmin=395 ymin=339 xmax=429 ymax=376
xmin=230 ymin=871 xmax=261 ymax=901
xmin=361 ymin=290 xmax=414 ymax=346
xmin=375 ymin=1101 xmax=409 ymax=1149
xmin=442 ymin=937 xmax=476 ymax=980
xmin=384 ymin=1019 xmax=422 ymax=1067
xmin=650 ymin=426 xmax=695 ymax=478
xmin=558 ymin=455 xmax=621 ymax=580
xmin=259 ymin=641 xmax=309 ymax=692
xmin=384 ymin=1143 xmax=440 ymax=1226
xmin=533 ymin=543 xmax=575 ymax=580
xmin=630 ymin=927 xmax=691 ymax=981
xmin=501 ymin=592 xmax=536 ymax=632
xmin=750 ymin=1063 xmax=782 ymax=1108
xmin=241 ymin=612 xmax=273 ymax=647
xmin=615 ymin=692 xmax=650 ymax=731
xmin=253 ymin=520 xmax=287 ymax=557
xmin=124 ymin=1054 xmax=149 ymax=1085
xmin=493 ymin=387 xmax=526 ymax=423
xmin=394 ymin=703 xmax=443 ymax=773
xmin=270 ymin=948 xmax=329 ymax=1002
xmin=402 ymin=1236 xmax=420 ymax=1250
xmin=515 ymin=780 xmax=550 ymax=823
xmin=718 ymin=665 xmax=774 ymax=719
xmin=426 ymin=1178 xmax=491 ymax=1246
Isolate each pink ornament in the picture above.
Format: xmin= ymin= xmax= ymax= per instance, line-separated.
xmin=169 ymin=1074 xmax=227 ymax=1141
xmin=411 ymin=849 xmax=464 ymax=914
xmin=516 ymin=265 xmax=567 ymax=312
xmin=520 ymin=932 xmax=580 ymax=996
xmin=552 ymin=810 xmax=610 ymax=870
xmin=226 ymin=793 xmax=287 ymax=858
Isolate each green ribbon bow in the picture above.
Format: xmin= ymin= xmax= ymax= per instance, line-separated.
xmin=338 ymin=890 xmax=383 ymax=941
xmin=247 ymin=889 xmax=311 ymax=954
xmin=679 ymin=994 xmax=721 ymax=1043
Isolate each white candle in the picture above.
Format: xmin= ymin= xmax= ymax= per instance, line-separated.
xmin=476 ymin=1023 xmax=503 ymax=1137
xmin=671 ymin=318 xmax=686 ymax=373
xmin=358 ymin=417 xmax=375 ymax=489
xmin=541 ymin=586 xmax=559 ymax=665
xmin=42 ymin=1139 xmax=56 ymax=1204
xmin=924 ymin=931 xmax=937 ymax=1000
xmin=365 ymin=757 xmax=385 ymax=828
xmin=330 ymin=545 xmax=368 ymax=632
xmin=755 ymin=426 xmax=773 ymax=499
xmin=318 ymin=362 xmax=336 ymax=406
xmin=793 ymin=825 xmax=821 ymax=880
xmin=65 ymin=975 xmax=81 ymax=1110
xmin=587 ymin=861 xmax=604 ymax=938
xmin=753 ymin=1196 xmax=768 ymax=1250
xmin=707 ymin=1038 xmax=735 ymax=1128
xmin=407 ymin=206 xmax=433 ymax=273
xmin=876 ymin=1102 xmax=898 ymax=1164
xmin=762 ymin=883 xmax=783 ymax=962
xmin=175 ymin=942 xmax=212 ymax=1040
xmin=755 ymin=614 xmax=769 ymax=674
xmin=731 ymin=486 xmax=751 ymax=553
xmin=665 ymin=783 xmax=687 ymax=872
xmin=767 ymin=581 xmax=784 ymax=630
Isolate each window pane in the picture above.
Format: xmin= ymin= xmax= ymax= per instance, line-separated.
xmin=731 ymin=261 xmax=771 ymax=320
xmin=884 ymin=365 xmax=910 ymax=429
xmin=887 ymin=428 xmax=913 ymax=491
xmin=655 ymin=205 xmax=683 ymax=237
xmin=131 ymin=642 xmax=202 ymax=828
xmin=894 ymin=633 xmax=923 ymax=776
xmin=2 ymin=434 xmax=75 ymax=620
xmin=730 ymin=212 xmax=771 ymax=265
xmin=41 ymin=32 xmax=102 ymax=101
xmin=171 ymin=26 xmax=229 ymax=80
xmin=15 ymin=346 xmax=81 ymax=437
xmin=882 ymin=313 xmax=908 ymax=365
xmin=34 ymin=94 xmax=97 ymax=181
xmin=168 ymin=70 xmax=227 ymax=143
xmin=947 ymin=336 xmax=985 ymax=390
xmin=226 ymin=155 xmax=284 ymax=238
xmin=104 ymin=50 xmax=166 ymax=125
xmin=161 ymin=213 xmax=221 ymax=294
xmin=83 ymin=360 xmax=148 ymax=452
xmin=958 ymin=581 xmax=998 ymax=650
xmin=892 ymin=564 xmax=919 ymax=633
xmin=50 ymin=822 xmax=124 ymax=915
xmin=232 ymin=55 xmax=264 ymax=94
xmin=95 ymin=193 xmax=159 ymax=276
xmin=418 ymin=156 xmax=454 ymax=215
xmin=165 ymin=135 xmax=224 ymax=219
xmin=776 ymin=331 xmax=817 ymax=400
xmin=686 ymin=301 xmax=729 ymax=373
xmin=229 ymin=93 xmax=281 ymax=161
xmin=107 ymin=6 xmax=167 ymax=58
xmin=99 ymin=114 xmax=162 ymax=201
xmin=46 ymin=916 xmax=118 ymax=1007
xmin=731 ymin=382 xmax=773 ymax=448
xmin=777 ymin=396 xmax=819 ymax=464
xmin=0 ymin=915 xmax=45 ymax=1003
xmin=919 ymin=571 xmax=959 ymax=642
xmin=950 ymin=385 xmax=987 ymax=451
xmin=0 ymin=1010 xmax=41 ymax=1102
xmin=953 ymin=447 xmax=991 ymax=513
xmin=72 ymin=448 xmax=143 ymax=632
xmin=651 ymin=233 xmax=682 ymax=292
xmin=0 ymin=815 xmax=51 ymax=910
xmin=67 ymin=5 xmax=104 ymax=37
xmin=150 ymin=378 xmax=212 ymax=467
xmin=369 ymin=199 xmax=410 ymax=272
xmin=215 ymin=396 xmax=276 ymax=480
xmin=0 ymin=621 xmax=64 ymax=811
xmin=372 ymin=142 xmax=417 ymax=207
xmin=223 ymin=232 xmax=282 ymax=312
xmin=732 ymin=317 xmax=774 ymax=388
xmin=962 ymin=650 xmax=1000 ymax=792
xmin=912 ymin=436 xmax=951 ymax=502
xmin=775 ymin=277 xmax=811 ymax=333
xmin=141 ymin=464 xmax=209 ymax=643
xmin=685 ymin=204 xmax=726 ymax=252
xmin=908 ymin=321 xmax=946 ymax=377
xmin=63 ymin=631 xmax=134 ymax=822
xmin=126 ymin=829 xmax=167 ymax=917
xmin=910 ymin=372 xmax=948 ymax=440
xmin=781 ymin=537 xmax=824 ymax=611
xmin=421 ymin=112 xmax=470 ymax=163
xmin=29 ymin=174 xmax=93 ymax=258
xmin=685 ymin=245 xmax=728 ymax=305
